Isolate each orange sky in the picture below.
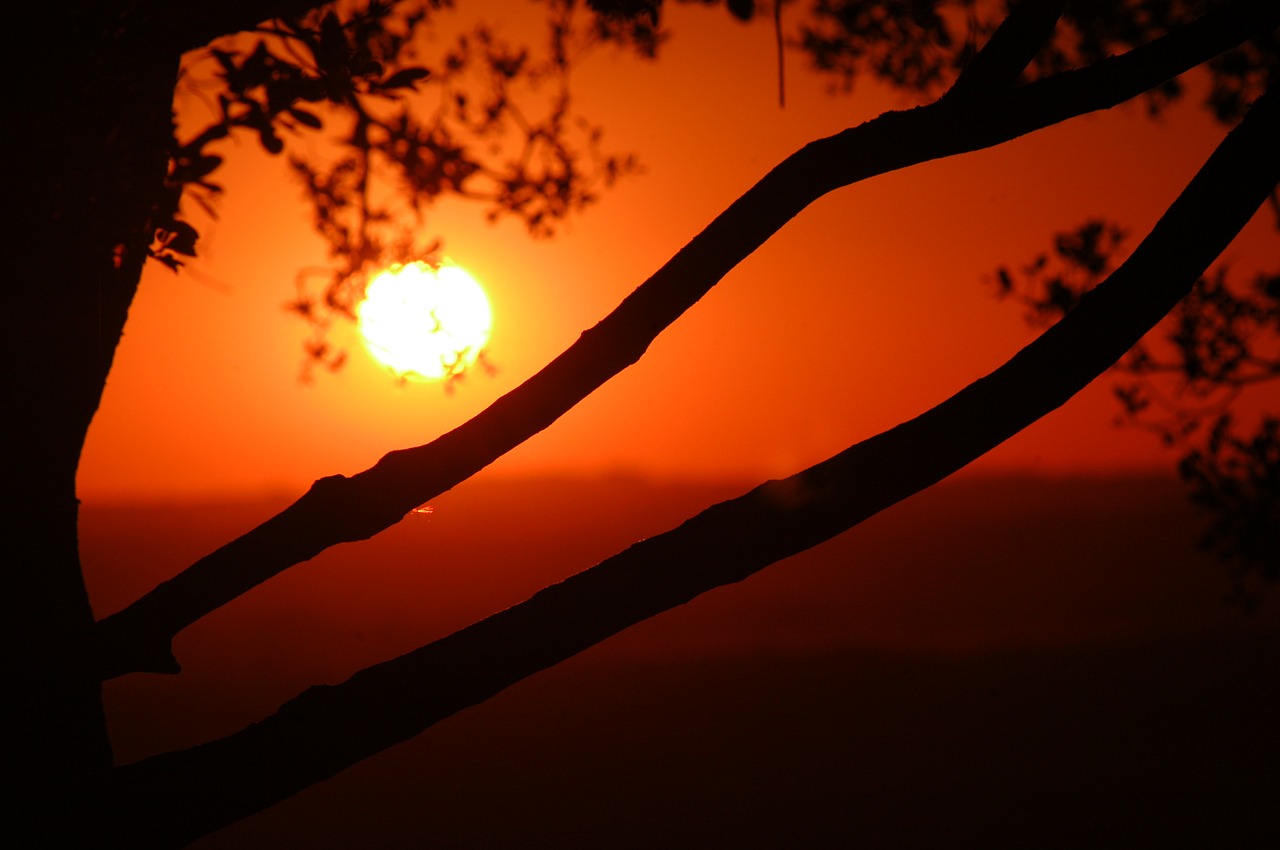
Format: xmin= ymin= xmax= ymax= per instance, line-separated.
xmin=77 ymin=3 xmax=1276 ymax=500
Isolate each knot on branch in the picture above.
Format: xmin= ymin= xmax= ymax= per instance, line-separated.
xmin=295 ymin=473 xmax=415 ymax=544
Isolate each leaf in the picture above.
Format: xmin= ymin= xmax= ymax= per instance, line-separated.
xmin=288 ymin=108 xmax=323 ymax=129
xmin=152 ymin=253 xmax=183 ymax=272
xmin=1263 ymin=274 xmax=1280 ymax=301
xmin=381 ymin=67 xmax=430 ymax=90
xmin=317 ymin=11 xmax=349 ymax=71
xmin=588 ymin=0 xmax=662 ymax=25
xmin=727 ymin=0 xmax=754 ymax=22
xmin=210 ymin=49 xmax=238 ymax=79
xmin=995 ymin=266 xmax=1013 ymax=294
xmin=259 ymin=127 xmax=284 ymax=154
xmin=240 ymin=41 xmax=273 ymax=89
xmin=165 ymin=220 xmax=200 ymax=257
xmin=188 ymin=155 xmax=223 ymax=180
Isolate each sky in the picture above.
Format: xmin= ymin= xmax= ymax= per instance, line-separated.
xmin=77 ymin=2 xmax=1277 ymax=500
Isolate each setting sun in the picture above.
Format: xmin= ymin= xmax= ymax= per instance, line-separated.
xmin=356 ymin=261 xmax=493 ymax=381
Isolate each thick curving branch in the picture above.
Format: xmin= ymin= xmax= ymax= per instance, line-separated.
xmin=110 ymin=78 xmax=1280 ymax=847
xmin=93 ymin=0 xmax=1280 ymax=680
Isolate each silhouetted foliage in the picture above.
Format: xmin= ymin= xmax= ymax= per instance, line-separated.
xmin=168 ymin=0 xmax=647 ymax=373
xmin=1181 ymin=414 xmax=1280 ymax=605
xmin=994 ymin=219 xmax=1129 ymax=322
xmin=800 ymin=0 xmax=972 ymax=92
xmin=791 ymin=0 xmax=1276 ymax=116
xmin=996 ymin=216 xmax=1280 ymax=598
xmin=789 ymin=0 xmax=1280 ymax=595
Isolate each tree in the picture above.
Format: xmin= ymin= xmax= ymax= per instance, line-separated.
xmin=7 ymin=0 xmax=1278 ymax=845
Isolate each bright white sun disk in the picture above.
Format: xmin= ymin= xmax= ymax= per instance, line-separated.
xmin=356 ymin=262 xmax=493 ymax=381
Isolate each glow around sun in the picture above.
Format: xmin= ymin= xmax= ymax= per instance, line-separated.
xmin=356 ymin=261 xmax=493 ymax=382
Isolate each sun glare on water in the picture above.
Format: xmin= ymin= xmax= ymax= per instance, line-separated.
xmin=356 ymin=261 xmax=493 ymax=382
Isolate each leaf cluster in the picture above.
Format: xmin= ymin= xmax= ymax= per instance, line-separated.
xmin=996 ymin=216 xmax=1280 ymax=597
xmin=994 ymin=218 xmax=1128 ymax=323
xmin=151 ymin=1 xmax=443 ymax=271
xmin=789 ymin=0 xmax=1275 ymax=123
xmin=155 ymin=0 xmax=655 ymax=373
xmin=1181 ymin=414 xmax=1280 ymax=606
xmin=274 ymin=0 xmax=649 ymax=373
xmin=799 ymin=0 xmax=972 ymax=93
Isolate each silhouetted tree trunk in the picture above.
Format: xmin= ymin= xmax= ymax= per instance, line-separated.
xmin=6 ymin=20 xmax=175 ymax=839
xmin=5 ymin=2 xmax=328 ymax=838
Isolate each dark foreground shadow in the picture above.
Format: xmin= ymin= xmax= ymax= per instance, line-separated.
xmin=83 ymin=474 xmax=1280 ymax=848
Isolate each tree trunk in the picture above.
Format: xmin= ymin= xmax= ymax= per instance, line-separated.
xmin=3 ymin=13 xmax=177 ymax=838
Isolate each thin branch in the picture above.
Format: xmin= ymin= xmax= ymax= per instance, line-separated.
xmin=93 ymin=0 xmax=1280 ymax=680
xmin=112 ymin=78 xmax=1280 ymax=847
xmin=775 ymin=0 xmax=786 ymax=108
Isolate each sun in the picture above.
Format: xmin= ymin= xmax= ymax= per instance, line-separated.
xmin=356 ymin=261 xmax=493 ymax=382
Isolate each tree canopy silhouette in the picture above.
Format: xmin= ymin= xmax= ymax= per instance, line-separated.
xmin=6 ymin=0 xmax=1278 ymax=845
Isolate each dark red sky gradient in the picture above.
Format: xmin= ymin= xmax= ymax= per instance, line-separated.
xmin=77 ymin=3 xmax=1276 ymax=499
xmin=86 ymin=475 xmax=1280 ymax=847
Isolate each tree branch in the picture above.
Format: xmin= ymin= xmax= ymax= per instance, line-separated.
xmin=946 ymin=0 xmax=1066 ymax=98
xmin=111 ymin=77 xmax=1280 ymax=846
xmin=93 ymin=0 xmax=1280 ymax=680
xmin=113 ymin=0 xmax=337 ymax=55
